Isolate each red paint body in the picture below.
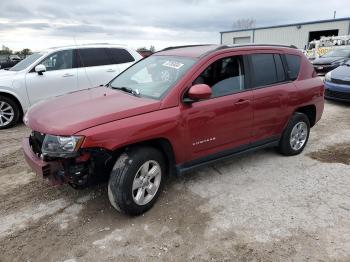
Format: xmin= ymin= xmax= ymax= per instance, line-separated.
xmin=24 ymin=45 xmax=324 ymax=181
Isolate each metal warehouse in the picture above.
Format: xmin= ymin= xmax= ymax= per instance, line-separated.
xmin=220 ymin=17 xmax=350 ymax=49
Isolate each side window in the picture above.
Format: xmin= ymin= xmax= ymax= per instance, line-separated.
xmin=106 ymin=48 xmax=135 ymax=64
xmin=274 ymin=54 xmax=286 ymax=82
xmin=285 ymin=54 xmax=301 ymax=81
xmin=193 ymin=56 xmax=245 ymax=98
xmin=40 ymin=50 xmax=73 ymax=71
xmin=250 ymin=53 xmax=281 ymax=87
xmin=78 ymin=48 xmax=113 ymax=67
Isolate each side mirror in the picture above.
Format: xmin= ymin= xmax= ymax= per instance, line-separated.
xmin=35 ymin=64 xmax=46 ymax=75
xmin=186 ymin=84 xmax=212 ymax=101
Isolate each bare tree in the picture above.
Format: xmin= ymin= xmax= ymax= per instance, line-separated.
xmin=232 ymin=18 xmax=256 ymax=30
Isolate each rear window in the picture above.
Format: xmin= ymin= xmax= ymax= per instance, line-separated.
xmin=78 ymin=48 xmax=113 ymax=67
xmin=250 ymin=53 xmax=286 ymax=87
xmin=285 ymin=54 xmax=301 ymax=81
xmin=106 ymin=48 xmax=135 ymax=64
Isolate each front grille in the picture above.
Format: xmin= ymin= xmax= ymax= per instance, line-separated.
xmin=325 ymin=89 xmax=350 ymax=100
xmin=29 ymin=131 xmax=46 ymax=157
xmin=331 ymin=78 xmax=350 ymax=85
xmin=313 ymin=63 xmax=331 ymax=67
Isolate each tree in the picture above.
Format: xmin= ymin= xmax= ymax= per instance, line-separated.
xmin=20 ymin=48 xmax=32 ymax=56
xmin=149 ymin=45 xmax=155 ymax=52
xmin=232 ymin=18 xmax=256 ymax=30
xmin=0 ymin=45 xmax=13 ymax=55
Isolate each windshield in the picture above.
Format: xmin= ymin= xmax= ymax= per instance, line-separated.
xmin=321 ymin=49 xmax=350 ymax=58
xmin=110 ymin=55 xmax=196 ymax=99
xmin=9 ymin=52 xmax=43 ymax=71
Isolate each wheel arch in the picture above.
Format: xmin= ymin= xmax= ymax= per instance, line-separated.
xmin=113 ymin=137 xmax=177 ymax=176
xmin=0 ymin=90 xmax=24 ymax=119
xmin=294 ymin=104 xmax=316 ymax=127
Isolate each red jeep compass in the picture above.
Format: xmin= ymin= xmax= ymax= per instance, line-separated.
xmin=22 ymin=44 xmax=324 ymax=215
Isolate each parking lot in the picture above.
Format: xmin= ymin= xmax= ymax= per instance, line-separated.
xmin=0 ymin=100 xmax=349 ymax=262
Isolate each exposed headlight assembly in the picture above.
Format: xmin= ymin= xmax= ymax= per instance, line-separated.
xmin=324 ymin=72 xmax=331 ymax=82
xmin=42 ymin=135 xmax=84 ymax=157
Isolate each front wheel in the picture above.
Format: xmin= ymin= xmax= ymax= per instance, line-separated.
xmin=278 ymin=112 xmax=310 ymax=156
xmin=0 ymin=96 xmax=20 ymax=129
xmin=108 ymin=147 xmax=166 ymax=216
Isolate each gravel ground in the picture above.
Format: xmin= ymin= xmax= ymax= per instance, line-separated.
xmin=0 ymin=100 xmax=349 ymax=262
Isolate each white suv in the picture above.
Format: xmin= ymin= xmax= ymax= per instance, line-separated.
xmin=0 ymin=44 xmax=142 ymax=129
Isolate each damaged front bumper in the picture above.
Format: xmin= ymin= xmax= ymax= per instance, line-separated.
xmin=22 ymin=136 xmax=113 ymax=187
xmin=22 ymin=137 xmax=65 ymax=186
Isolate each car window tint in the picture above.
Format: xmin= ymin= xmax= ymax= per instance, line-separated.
xmin=274 ymin=54 xmax=286 ymax=82
xmin=106 ymin=48 xmax=135 ymax=64
xmin=41 ymin=50 xmax=73 ymax=71
xmin=250 ymin=53 xmax=279 ymax=87
xmin=78 ymin=48 xmax=113 ymax=67
xmin=285 ymin=54 xmax=301 ymax=81
xmin=193 ymin=56 xmax=245 ymax=98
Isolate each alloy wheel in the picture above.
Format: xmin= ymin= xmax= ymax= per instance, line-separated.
xmin=132 ymin=160 xmax=162 ymax=206
xmin=0 ymin=101 xmax=15 ymax=127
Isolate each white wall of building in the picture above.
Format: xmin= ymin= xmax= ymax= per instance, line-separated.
xmin=221 ymin=19 xmax=350 ymax=49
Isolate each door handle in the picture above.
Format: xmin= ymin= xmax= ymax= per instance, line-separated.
xmin=106 ymin=69 xmax=116 ymax=72
xmin=234 ymin=99 xmax=250 ymax=106
xmin=62 ymin=73 xmax=74 ymax=77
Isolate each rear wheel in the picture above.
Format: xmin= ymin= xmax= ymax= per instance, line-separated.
xmin=0 ymin=96 xmax=20 ymax=129
xmin=108 ymin=147 xmax=166 ymax=216
xmin=278 ymin=112 xmax=310 ymax=156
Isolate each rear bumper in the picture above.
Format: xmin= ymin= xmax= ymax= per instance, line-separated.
xmin=22 ymin=137 xmax=64 ymax=186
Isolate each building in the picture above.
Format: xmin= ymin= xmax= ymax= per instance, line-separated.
xmin=220 ymin=17 xmax=350 ymax=49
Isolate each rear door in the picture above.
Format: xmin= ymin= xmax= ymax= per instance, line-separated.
xmin=248 ymin=52 xmax=296 ymax=142
xmin=76 ymin=48 xmax=117 ymax=88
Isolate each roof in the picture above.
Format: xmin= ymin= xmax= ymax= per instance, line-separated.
xmin=155 ymin=45 xmax=219 ymax=58
xmin=43 ymin=43 xmax=129 ymax=52
xmin=220 ymin=17 xmax=350 ymax=34
xmin=154 ymin=44 xmax=298 ymax=58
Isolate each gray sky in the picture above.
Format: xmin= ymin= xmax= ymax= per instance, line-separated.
xmin=0 ymin=0 xmax=349 ymax=51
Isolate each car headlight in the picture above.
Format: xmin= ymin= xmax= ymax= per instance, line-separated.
xmin=324 ymin=72 xmax=332 ymax=82
xmin=42 ymin=135 xmax=84 ymax=157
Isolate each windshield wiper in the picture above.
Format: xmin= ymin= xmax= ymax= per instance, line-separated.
xmin=111 ymin=86 xmax=140 ymax=97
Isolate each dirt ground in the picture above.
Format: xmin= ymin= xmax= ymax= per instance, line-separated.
xmin=0 ymin=100 xmax=349 ymax=262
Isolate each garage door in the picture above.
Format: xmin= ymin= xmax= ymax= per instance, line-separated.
xmin=233 ymin=36 xmax=251 ymax=44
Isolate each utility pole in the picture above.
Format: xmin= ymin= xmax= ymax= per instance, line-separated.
xmin=333 ymin=10 xmax=336 ymax=19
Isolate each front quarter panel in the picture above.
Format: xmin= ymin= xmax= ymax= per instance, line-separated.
xmin=0 ymin=72 xmax=30 ymax=112
xmin=76 ymin=107 xmax=188 ymax=164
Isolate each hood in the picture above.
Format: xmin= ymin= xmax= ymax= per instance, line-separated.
xmin=313 ymin=56 xmax=345 ymax=64
xmin=0 ymin=70 xmax=19 ymax=87
xmin=0 ymin=69 xmax=17 ymax=77
xmin=329 ymin=64 xmax=350 ymax=80
xmin=26 ymin=87 xmax=161 ymax=135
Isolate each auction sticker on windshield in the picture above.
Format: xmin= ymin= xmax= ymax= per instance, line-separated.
xmin=162 ymin=61 xmax=184 ymax=70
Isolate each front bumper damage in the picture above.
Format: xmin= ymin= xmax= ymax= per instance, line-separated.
xmin=22 ymin=137 xmax=66 ymax=186
xmin=22 ymin=130 xmax=115 ymax=187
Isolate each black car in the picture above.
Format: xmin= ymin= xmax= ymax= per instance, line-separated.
xmin=312 ymin=48 xmax=350 ymax=75
xmin=0 ymin=55 xmax=21 ymax=70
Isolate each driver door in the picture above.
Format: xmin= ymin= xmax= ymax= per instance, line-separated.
xmin=25 ymin=49 xmax=78 ymax=105
xmin=181 ymin=54 xmax=253 ymax=161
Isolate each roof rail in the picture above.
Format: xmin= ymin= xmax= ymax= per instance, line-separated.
xmin=226 ymin=43 xmax=298 ymax=49
xmin=160 ymin=44 xmax=215 ymax=52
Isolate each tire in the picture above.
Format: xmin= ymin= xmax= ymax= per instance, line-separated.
xmin=108 ymin=147 xmax=166 ymax=216
xmin=0 ymin=96 xmax=20 ymax=129
xmin=278 ymin=112 xmax=310 ymax=156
